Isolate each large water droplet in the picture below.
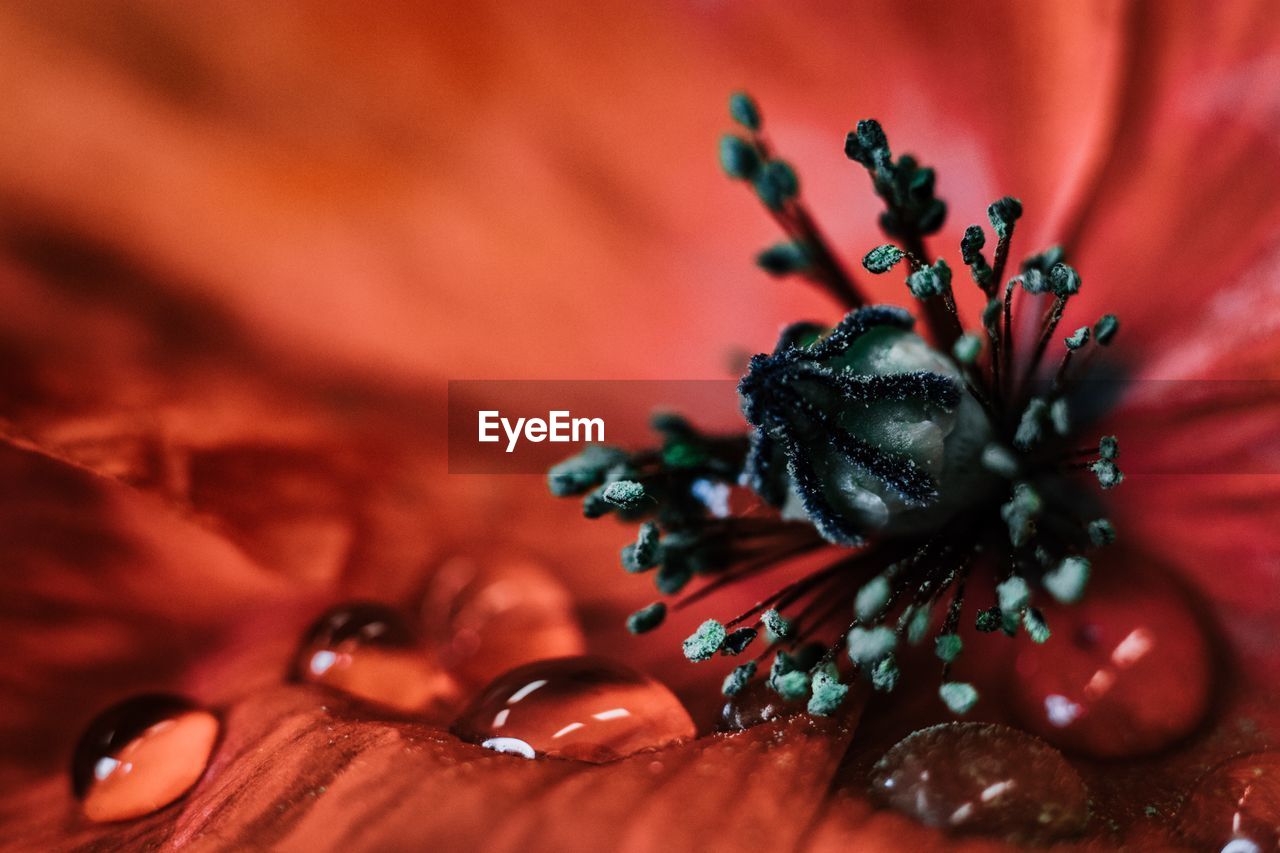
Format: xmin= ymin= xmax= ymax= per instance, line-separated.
xmin=72 ymin=694 xmax=219 ymax=823
xmin=718 ymin=679 xmax=806 ymax=732
xmin=293 ymin=602 xmax=459 ymax=715
xmin=869 ymin=722 xmax=1089 ymax=844
xmin=1178 ymin=751 xmax=1280 ymax=852
xmin=1009 ymin=559 xmax=1212 ymax=758
xmin=422 ymin=554 xmax=585 ymax=687
xmin=452 ymin=656 xmax=696 ymax=762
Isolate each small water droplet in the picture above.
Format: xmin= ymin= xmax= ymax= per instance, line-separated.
xmin=422 ymin=554 xmax=585 ymax=687
xmin=452 ymin=656 xmax=696 ymax=762
xmin=1178 ymin=751 xmax=1280 ymax=851
xmin=72 ymin=694 xmax=219 ymax=823
xmin=718 ymin=679 xmax=805 ymax=731
xmin=293 ymin=602 xmax=458 ymax=715
xmin=1009 ymin=559 xmax=1212 ymax=758
xmin=869 ymin=722 xmax=1089 ymax=844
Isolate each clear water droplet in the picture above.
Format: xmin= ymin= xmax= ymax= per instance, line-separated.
xmin=1009 ymin=559 xmax=1212 ymax=758
xmin=869 ymin=722 xmax=1089 ymax=844
xmin=452 ymin=656 xmax=696 ymax=762
xmin=718 ymin=679 xmax=805 ymax=731
xmin=293 ymin=602 xmax=459 ymax=715
xmin=1178 ymin=751 xmax=1280 ymax=851
xmin=422 ymin=554 xmax=585 ymax=687
xmin=72 ymin=694 xmax=219 ymax=823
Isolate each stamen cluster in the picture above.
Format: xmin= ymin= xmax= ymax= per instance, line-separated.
xmin=549 ymin=94 xmax=1125 ymax=718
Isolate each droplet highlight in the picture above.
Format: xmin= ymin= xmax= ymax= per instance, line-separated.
xmin=1009 ymin=559 xmax=1212 ymax=758
xmin=72 ymin=694 xmax=219 ymax=823
xmin=294 ymin=602 xmax=458 ymax=715
xmin=422 ymin=554 xmax=585 ymax=687
xmin=869 ymin=722 xmax=1089 ymax=844
xmin=1178 ymin=751 xmax=1280 ymax=852
xmin=452 ymin=656 xmax=696 ymax=762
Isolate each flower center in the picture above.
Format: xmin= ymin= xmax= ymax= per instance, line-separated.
xmin=548 ymin=94 xmax=1125 ymax=718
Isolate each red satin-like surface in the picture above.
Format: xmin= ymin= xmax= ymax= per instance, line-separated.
xmin=0 ymin=0 xmax=1278 ymax=850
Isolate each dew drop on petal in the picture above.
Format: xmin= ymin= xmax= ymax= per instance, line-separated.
xmin=293 ymin=602 xmax=459 ymax=715
xmin=869 ymin=722 xmax=1089 ymax=844
xmin=72 ymin=694 xmax=219 ymax=823
xmin=1177 ymin=751 xmax=1280 ymax=851
xmin=452 ymin=656 xmax=696 ymax=762
xmin=718 ymin=679 xmax=806 ymax=732
xmin=421 ymin=554 xmax=586 ymax=687
xmin=1009 ymin=559 xmax=1212 ymax=758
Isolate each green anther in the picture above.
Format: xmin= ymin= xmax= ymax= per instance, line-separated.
xmin=621 ymin=522 xmax=662 ymax=573
xmin=655 ymin=558 xmax=693 ymax=594
xmin=757 ymin=242 xmax=811 ymax=277
xmin=722 ymin=661 xmax=756 ymax=697
xmin=997 ymin=575 xmax=1031 ymax=616
xmin=1050 ymin=398 xmax=1071 ymax=436
xmin=1091 ymin=458 xmax=1125 ymax=489
xmin=1001 ymin=483 xmax=1042 ymax=548
xmin=1095 ymin=314 xmax=1120 ymax=345
xmin=1065 ymin=326 xmax=1090 ymax=350
xmin=862 ymin=244 xmax=906 ymax=274
xmin=721 ymin=627 xmax=758 ymax=656
xmin=808 ymin=665 xmax=849 ymax=716
xmin=935 ymin=633 xmax=963 ymax=663
xmin=952 ymin=334 xmax=982 ymax=364
xmin=1088 ymin=519 xmax=1117 ymax=547
xmin=1098 ymin=435 xmax=1119 ymax=459
xmin=960 ymin=224 xmax=985 ymax=264
xmin=761 ymin=608 xmax=792 ymax=640
xmin=1020 ymin=269 xmax=1049 ymax=295
xmin=987 ymin=196 xmax=1022 ymax=239
xmin=1050 ymin=263 xmax=1081 ymax=296
xmin=871 ymin=656 xmax=900 ymax=692
xmin=975 ymin=607 xmax=1002 ymax=633
xmin=719 ymin=135 xmax=760 ymax=180
xmin=847 ymin=625 xmax=897 ymax=665
xmin=907 ymin=266 xmax=944 ymax=298
xmin=981 ymin=443 xmax=1020 ymax=478
xmin=1014 ymin=398 xmax=1049 ymax=449
xmin=548 ymin=445 xmax=628 ymax=496
xmin=602 ymin=480 xmax=648 ymax=510
xmin=905 ymin=604 xmax=933 ymax=645
xmin=940 ymin=682 xmax=980 ymax=715
xmin=682 ymin=619 xmax=726 ymax=662
xmin=1044 ymin=556 xmax=1090 ymax=604
xmin=855 ymin=575 xmax=892 ymax=622
xmin=754 ymin=160 xmax=799 ymax=210
xmin=728 ymin=91 xmax=761 ymax=131
xmin=771 ymin=669 xmax=811 ymax=700
xmin=626 ymin=602 xmax=667 ymax=635
xmin=1023 ymin=607 xmax=1052 ymax=643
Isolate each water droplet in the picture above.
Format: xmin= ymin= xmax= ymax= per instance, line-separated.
xmin=1009 ymin=558 xmax=1212 ymax=758
xmin=293 ymin=602 xmax=459 ymax=715
xmin=1178 ymin=751 xmax=1280 ymax=851
xmin=422 ymin=554 xmax=585 ymax=687
xmin=452 ymin=656 xmax=696 ymax=762
xmin=72 ymin=694 xmax=219 ymax=823
xmin=869 ymin=722 xmax=1088 ymax=844
xmin=718 ymin=679 xmax=805 ymax=731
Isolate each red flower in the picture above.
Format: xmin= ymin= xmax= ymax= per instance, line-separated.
xmin=0 ymin=0 xmax=1277 ymax=849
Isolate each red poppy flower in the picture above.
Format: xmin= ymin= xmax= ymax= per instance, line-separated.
xmin=0 ymin=1 xmax=1278 ymax=850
